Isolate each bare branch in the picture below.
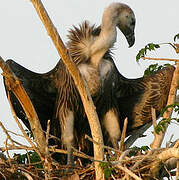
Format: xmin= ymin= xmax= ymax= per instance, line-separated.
xmin=21 ymin=172 xmax=33 ymax=180
xmin=142 ymin=57 xmax=179 ymax=62
xmin=150 ymin=107 xmax=160 ymax=149
xmin=119 ymin=118 xmax=128 ymax=151
xmin=0 ymin=121 xmax=14 ymax=146
xmin=7 ymin=91 xmax=36 ymax=149
xmin=29 ymin=1 xmax=104 ymax=179
xmin=176 ymin=160 xmax=179 ymax=180
xmin=118 ymin=149 xmax=131 ymax=166
xmin=166 ymin=134 xmax=174 ymax=148
xmin=0 ymin=57 xmax=47 ymax=159
xmin=173 ymin=140 xmax=179 ymax=148
xmin=44 ymin=120 xmax=53 ymax=179
xmin=85 ymin=134 xmax=121 ymax=153
xmin=115 ymin=165 xmax=142 ymax=180
xmin=157 ymin=148 xmax=179 ymax=161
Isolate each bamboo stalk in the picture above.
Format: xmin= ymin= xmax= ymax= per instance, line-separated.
xmin=29 ymin=0 xmax=104 ymax=179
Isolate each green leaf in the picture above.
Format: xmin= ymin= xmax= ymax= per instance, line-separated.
xmin=103 ymin=168 xmax=113 ymax=178
xmin=141 ymin=146 xmax=150 ymax=152
xmin=99 ymin=162 xmax=114 ymax=178
xmin=15 ymin=151 xmax=42 ymax=168
xmin=160 ymin=103 xmax=179 ymax=116
xmin=174 ymin=33 xmax=179 ymax=42
xmin=144 ymin=63 xmax=170 ymax=76
xmin=154 ymin=44 xmax=160 ymax=48
xmin=99 ymin=162 xmax=108 ymax=168
xmin=148 ymin=43 xmax=155 ymax=50
xmin=136 ymin=43 xmax=160 ymax=62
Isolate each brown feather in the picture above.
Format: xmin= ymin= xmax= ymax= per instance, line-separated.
xmin=67 ymin=21 xmax=97 ymax=65
xmin=116 ymin=65 xmax=175 ymax=133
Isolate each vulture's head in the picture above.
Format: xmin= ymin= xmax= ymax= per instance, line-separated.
xmin=104 ymin=2 xmax=136 ymax=47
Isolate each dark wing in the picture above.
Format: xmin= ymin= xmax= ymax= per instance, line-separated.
xmin=116 ymin=65 xmax=175 ymax=134
xmin=3 ymin=59 xmax=58 ymax=131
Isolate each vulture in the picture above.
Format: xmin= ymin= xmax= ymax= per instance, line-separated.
xmin=3 ymin=2 xmax=136 ymax=165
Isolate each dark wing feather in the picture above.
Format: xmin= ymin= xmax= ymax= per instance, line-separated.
xmin=116 ymin=65 xmax=175 ymax=134
xmin=3 ymin=59 xmax=58 ymax=131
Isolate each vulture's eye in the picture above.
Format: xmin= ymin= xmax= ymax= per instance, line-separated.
xmin=131 ymin=18 xmax=135 ymax=26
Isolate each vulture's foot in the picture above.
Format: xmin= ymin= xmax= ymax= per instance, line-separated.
xmin=66 ymin=144 xmax=75 ymax=173
xmin=111 ymin=138 xmax=119 ymax=150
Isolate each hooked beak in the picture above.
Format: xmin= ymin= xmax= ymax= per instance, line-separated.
xmin=119 ymin=23 xmax=135 ymax=48
xmin=126 ymin=32 xmax=135 ymax=47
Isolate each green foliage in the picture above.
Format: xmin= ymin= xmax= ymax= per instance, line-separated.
xmin=174 ymin=33 xmax=179 ymax=42
xmin=144 ymin=63 xmax=171 ymax=76
xmin=154 ymin=103 xmax=179 ymax=134
xmin=136 ymin=43 xmax=160 ymax=62
xmin=140 ymin=146 xmax=150 ymax=152
xmin=99 ymin=162 xmax=114 ymax=179
xmin=154 ymin=118 xmax=171 ymax=134
xmin=14 ymin=151 xmax=42 ymax=168
xmin=160 ymin=103 xmax=179 ymax=116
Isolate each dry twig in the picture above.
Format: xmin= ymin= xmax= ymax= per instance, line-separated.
xmin=176 ymin=160 xmax=179 ymax=180
xmin=150 ymin=107 xmax=159 ymax=149
xmin=7 ymin=92 xmax=36 ymax=150
xmin=115 ymin=165 xmax=142 ymax=180
xmin=142 ymin=57 xmax=179 ymax=62
xmin=85 ymin=134 xmax=121 ymax=153
xmin=0 ymin=56 xmax=47 ymax=160
xmin=44 ymin=120 xmax=53 ymax=179
xmin=119 ymin=118 xmax=128 ymax=151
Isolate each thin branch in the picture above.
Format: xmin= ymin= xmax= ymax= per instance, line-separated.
xmin=0 ymin=171 xmax=6 ymax=180
xmin=119 ymin=118 xmax=128 ymax=151
xmin=164 ymin=165 xmax=173 ymax=180
xmin=7 ymin=130 xmax=28 ymax=138
xmin=166 ymin=134 xmax=174 ymax=148
xmin=7 ymin=92 xmax=36 ymax=149
xmin=118 ymin=149 xmax=131 ymax=166
xmin=176 ymin=160 xmax=179 ymax=180
xmin=150 ymin=107 xmax=160 ymax=149
xmin=18 ymin=167 xmax=43 ymax=180
xmin=142 ymin=57 xmax=179 ymax=62
xmin=44 ymin=120 xmax=52 ymax=179
xmin=115 ymin=165 xmax=142 ymax=180
xmin=29 ymin=1 xmax=104 ymax=179
xmin=0 ymin=56 xmax=47 ymax=159
xmin=85 ymin=134 xmax=121 ymax=153
xmin=131 ymin=150 xmax=153 ymax=171
xmin=0 ymin=121 xmax=14 ymax=146
xmin=0 ymin=146 xmax=34 ymax=152
xmin=21 ymin=172 xmax=33 ymax=180
xmin=173 ymin=140 xmax=179 ymax=148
